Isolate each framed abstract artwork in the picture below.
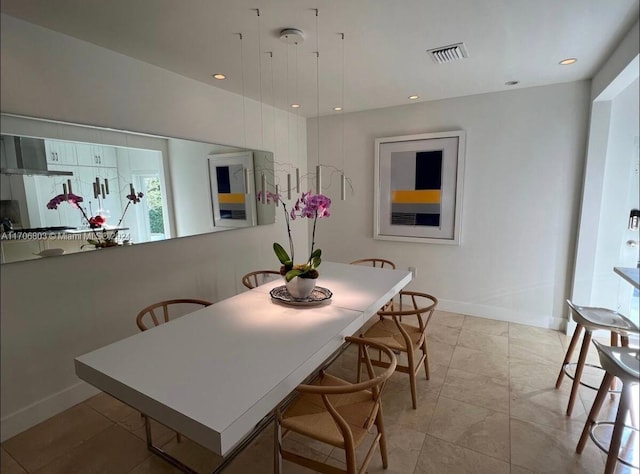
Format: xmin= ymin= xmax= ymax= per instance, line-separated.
xmin=374 ymin=131 xmax=465 ymax=244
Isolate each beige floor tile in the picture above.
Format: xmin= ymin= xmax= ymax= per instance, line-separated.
xmin=440 ymin=367 xmax=509 ymax=413
xmin=160 ymin=436 xmax=222 ymax=473
xmin=509 ymin=465 xmax=536 ymax=474
xmin=127 ymin=455 xmax=183 ymax=474
xmin=510 ymin=382 xmax=589 ymax=434
xmin=509 ymin=323 xmax=564 ymax=348
xmin=2 ymin=403 xmax=112 ymax=472
xmin=510 ymin=357 xmax=562 ymax=390
xmin=510 ymin=418 xmax=605 ymax=473
xmin=427 ymin=322 xmax=461 ymax=347
xmin=328 ymin=425 xmax=425 ymax=474
xmin=509 ymin=336 xmax=567 ymax=366
xmin=381 ymin=379 xmax=439 ymax=433
xmin=33 ymin=424 xmax=148 ymax=474
xmin=462 ymin=316 xmax=509 ymax=337
xmin=427 ymin=396 xmax=510 ymax=461
xmin=449 ymin=345 xmax=509 ymax=379
xmin=456 ymin=329 xmax=508 ymax=356
xmin=122 ymin=413 xmax=178 ymax=448
xmin=424 ymin=339 xmax=456 ymax=368
xmin=1 ymin=448 xmax=27 ymax=474
xmin=415 ymin=435 xmax=510 ymax=473
xmin=431 ymin=310 xmax=465 ymax=328
xmin=85 ymin=392 xmax=139 ymax=423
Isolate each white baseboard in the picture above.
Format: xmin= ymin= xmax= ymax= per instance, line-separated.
xmin=1 ymin=381 xmax=100 ymax=442
xmin=437 ymin=299 xmax=566 ymax=331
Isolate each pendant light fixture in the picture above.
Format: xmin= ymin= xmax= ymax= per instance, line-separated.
xmin=315 ymin=9 xmax=322 ymax=195
xmin=340 ymin=32 xmax=346 ymax=201
xmin=280 ymin=27 xmax=305 ymax=198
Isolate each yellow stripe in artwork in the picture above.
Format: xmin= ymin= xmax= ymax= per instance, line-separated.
xmin=218 ymin=193 xmax=245 ymax=204
xmin=391 ymin=190 xmax=440 ymax=204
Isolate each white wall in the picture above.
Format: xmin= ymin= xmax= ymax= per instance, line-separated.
xmin=591 ymin=78 xmax=639 ymax=313
xmin=0 ymin=14 xmax=307 ymax=440
xmin=310 ymin=81 xmax=590 ymax=329
xmin=572 ymin=19 xmax=639 ymax=317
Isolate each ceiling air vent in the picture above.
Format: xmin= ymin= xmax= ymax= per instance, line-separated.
xmin=427 ymin=42 xmax=468 ymax=64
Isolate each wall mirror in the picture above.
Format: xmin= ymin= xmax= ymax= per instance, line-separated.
xmin=0 ymin=113 xmax=276 ymax=264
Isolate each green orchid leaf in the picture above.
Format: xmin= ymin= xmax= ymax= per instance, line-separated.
xmin=273 ymin=242 xmax=291 ymax=265
xmin=285 ymin=268 xmax=304 ymax=282
xmin=310 ymin=248 xmax=322 ymax=268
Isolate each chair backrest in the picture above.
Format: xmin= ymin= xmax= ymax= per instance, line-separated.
xmin=350 ymin=258 xmax=396 ymax=269
xmin=242 ymin=270 xmax=281 ymax=289
xmin=378 ymin=290 xmax=438 ymax=332
xmin=136 ymin=298 xmax=212 ymax=331
xmin=296 ymin=336 xmax=397 ymax=431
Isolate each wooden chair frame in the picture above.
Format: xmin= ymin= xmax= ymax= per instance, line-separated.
xmin=241 ymin=270 xmax=281 ymax=289
xmin=349 ymin=258 xmax=396 ymax=269
xmin=136 ymin=298 xmax=212 ymax=331
xmin=358 ymin=290 xmax=437 ymax=409
xmin=275 ymin=336 xmax=397 ymax=474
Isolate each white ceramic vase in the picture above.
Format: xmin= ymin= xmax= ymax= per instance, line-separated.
xmin=285 ymin=276 xmax=317 ymax=299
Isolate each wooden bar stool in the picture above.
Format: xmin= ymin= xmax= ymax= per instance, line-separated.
xmin=576 ymin=341 xmax=639 ymax=474
xmin=555 ymin=300 xmax=639 ymax=416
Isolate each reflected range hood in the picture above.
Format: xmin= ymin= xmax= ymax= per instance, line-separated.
xmin=0 ymin=135 xmax=73 ymax=176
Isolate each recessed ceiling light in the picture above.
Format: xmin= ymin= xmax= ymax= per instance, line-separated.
xmin=333 ymin=106 xmax=343 ymax=111
xmin=505 ymin=80 xmax=519 ymax=86
xmin=559 ymin=58 xmax=577 ymax=65
xmin=212 ymin=73 xmax=226 ymax=80
xmin=290 ymin=103 xmax=301 ymax=109
xmin=408 ymin=95 xmax=419 ymax=100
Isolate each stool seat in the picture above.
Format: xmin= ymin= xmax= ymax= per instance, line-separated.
xmin=577 ymin=341 xmax=639 ymax=473
xmin=555 ymin=300 xmax=639 ymax=416
xmin=595 ymin=341 xmax=640 ymax=382
xmin=568 ymin=303 xmax=638 ymax=334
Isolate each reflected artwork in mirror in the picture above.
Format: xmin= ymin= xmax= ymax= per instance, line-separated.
xmin=0 ymin=113 xmax=276 ymax=264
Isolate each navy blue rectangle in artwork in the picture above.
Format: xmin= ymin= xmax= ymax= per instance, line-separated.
xmin=416 ymin=213 xmax=440 ymax=226
xmin=216 ymin=166 xmax=231 ymax=193
xmin=415 ymin=151 xmax=443 ymax=190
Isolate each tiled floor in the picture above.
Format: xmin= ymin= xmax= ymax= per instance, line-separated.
xmin=2 ymin=312 xmax=638 ymax=473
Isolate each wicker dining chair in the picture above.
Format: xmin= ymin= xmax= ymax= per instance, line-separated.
xmin=275 ymin=336 xmax=397 ymax=474
xmin=350 ymin=258 xmax=397 ymax=312
xmin=349 ymin=258 xmax=396 ymax=269
xmin=135 ymin=298 xmax=213 ymax=442
xmin=358 ymin=290 xmax=438 ymax=409
xmin=241 ymin=270 xmax=281 ymax=289
xmin=136 ymin=298 xmax=213 ymax=331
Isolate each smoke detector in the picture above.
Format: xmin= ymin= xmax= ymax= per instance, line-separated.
xmin=427 ymin=42 xmax=468 ymax=64
xmin=280 ymin=28 xmax=305 ymax=45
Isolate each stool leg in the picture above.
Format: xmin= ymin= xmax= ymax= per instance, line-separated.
xmin=556 ymin=324 xmax=583 ymax=389
xmin=609 ymin=333 xmax=619 ymax=397
xmin=605 ymin=383 xmax=632 ymax=474
xmin=577 ymin=372 xmax=615 ymax=453
xmin=567 ymin=330 xmax=591 ymax=416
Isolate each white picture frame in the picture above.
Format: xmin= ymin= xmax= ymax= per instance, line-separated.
xmin=374 ymin=130 xmax=465 ymax=245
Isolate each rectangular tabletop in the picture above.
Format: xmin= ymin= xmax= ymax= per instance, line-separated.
xmin=75 ymin=262 xmax=411 ymax=456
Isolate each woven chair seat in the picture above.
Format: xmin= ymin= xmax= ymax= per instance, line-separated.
xmin=363 ymin=318 xmax=424 ymax=352
xmin=281 ymin=373 xmax=375 ymax=449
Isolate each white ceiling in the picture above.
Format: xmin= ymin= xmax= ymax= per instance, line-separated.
xmin=1 ymin=0 xmax=638 ymax=117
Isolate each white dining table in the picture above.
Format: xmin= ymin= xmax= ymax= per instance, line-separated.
xmin=74 ymin=262 xmax=411 ymax=471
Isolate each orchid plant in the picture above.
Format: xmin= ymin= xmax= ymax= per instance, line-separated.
xmin=260 ymin=190 xmax=331 ymax=282
xmin=47 ymin=190 xmax=144 ymax=248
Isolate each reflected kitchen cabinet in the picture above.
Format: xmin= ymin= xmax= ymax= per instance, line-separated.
xmin=76 ymin=143 xmax=117 ymax=167
xmin=45 ymin=140 xmax=77 ymax=165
